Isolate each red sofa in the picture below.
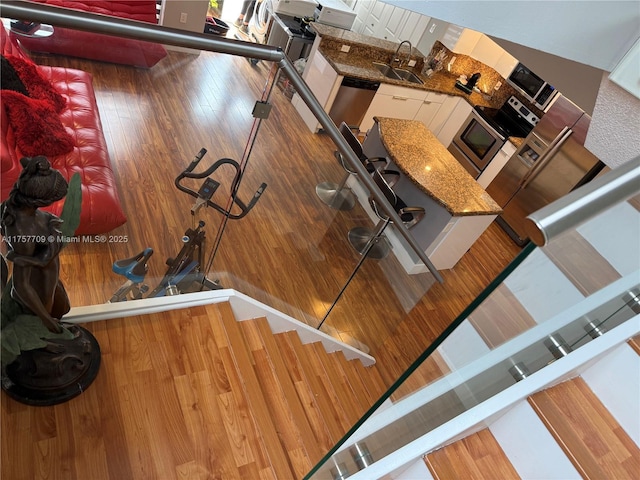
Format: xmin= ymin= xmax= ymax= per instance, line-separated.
xmin=11 ymin=0 xmax=167 ymax=68
xmin=1 ymin=25 xmax=126 ymax=235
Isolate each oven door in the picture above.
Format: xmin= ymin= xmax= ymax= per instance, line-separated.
xmin=448 ymin=111 xmax=506 ymax=178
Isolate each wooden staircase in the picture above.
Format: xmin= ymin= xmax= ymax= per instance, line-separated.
xmin=207 ymin=301 xmax=389 ymax=479
xmin=0 ymin=301 xmax=388 ymax=480
xmin=422 ymin=336 xmax=640 ymax=480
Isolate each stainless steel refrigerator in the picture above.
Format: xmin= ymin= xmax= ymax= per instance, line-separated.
xmin=486 ymin=95 xmax=604 ymax=245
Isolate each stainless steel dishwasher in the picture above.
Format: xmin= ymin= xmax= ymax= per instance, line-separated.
xmin=328 ymin=77 xmax=380 ymax=130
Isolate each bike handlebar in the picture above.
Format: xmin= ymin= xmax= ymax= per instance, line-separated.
xmin=175 ymin=148 xmax=267 ymax=220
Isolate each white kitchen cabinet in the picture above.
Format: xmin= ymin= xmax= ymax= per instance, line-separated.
xmin=377 ymin=4 xmax=408 ymax=41
xmin=494 ymin=50 xmax=519 ymax=78
xmin=477 ymin=140 xmax=517 ymax=188
xmin=426 ymin=95 xmax=461 ymax=137
xmin=360 ymin=83 xmax=427 ymax=131
xmin=442 ymin=25 xmax=481 ymax=55
xmin=292 ymin=49 xmax=341 ymax=132
xmin=399 ymin=11 xmax=431 ymax=46
xmin=413 ymin=91 xmax=449 ymax=130
xmin=354 ymin=0 xmax=428 ymax=44
xmin=470 ymin=34 xmax=504 ymax=70
xmin=351 ymin=0 xmax=372 ymax=33
xmin=435 ymin=97 xmax=473 ymax=147
xmin=361 ymin=0 xmax=387 ymax=38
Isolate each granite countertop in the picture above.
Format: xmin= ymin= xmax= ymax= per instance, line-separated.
xmin=312 ymin=23 xmax=499 ymax=109
xmin=375 ymin=117 xmax=502 ymax=216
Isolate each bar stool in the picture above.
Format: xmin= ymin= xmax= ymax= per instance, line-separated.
xmin=348 ymin=169 xmax=426 ymax=259
xmin=316 ymin=122 xmax=388 ymax=211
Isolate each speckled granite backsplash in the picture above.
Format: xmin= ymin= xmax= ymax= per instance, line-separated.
xmin=425 ymin=41 xmax=545 ymax=117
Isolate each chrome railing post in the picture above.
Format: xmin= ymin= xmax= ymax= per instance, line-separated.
xmin=525 ymin=156 xmax=640 ymax=246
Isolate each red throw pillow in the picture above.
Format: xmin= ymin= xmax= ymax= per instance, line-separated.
xmin=3 ymin=54 xmax=66 ymax=113
xmin=1 ymin=90 xmax=75 ymax=157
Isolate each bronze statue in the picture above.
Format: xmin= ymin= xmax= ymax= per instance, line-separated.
xmin=1 ymin=156 xmax=70 ymax=333
xmin=1 ymin=156 xmax=100 ymax=406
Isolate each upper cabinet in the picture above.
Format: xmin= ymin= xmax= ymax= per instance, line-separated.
xmin=440 ymin=23 xmax=517 ymax=78
xmin=353 ymin=2 xmax=516 ymax=78
xmin=352 ymin=0 xmax=430 ymax=44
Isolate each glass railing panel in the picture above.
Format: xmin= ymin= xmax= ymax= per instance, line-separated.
xmin=0 ymin=11 xmax=448 ymax=349
xmin=306 ymin=191 xmax=639 ymax=478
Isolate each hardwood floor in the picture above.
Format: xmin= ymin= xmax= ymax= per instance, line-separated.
xmin=27 ymin=46 xmax=521 ymax=380
xmin=2 ymin=46 xmax=522 ymax=478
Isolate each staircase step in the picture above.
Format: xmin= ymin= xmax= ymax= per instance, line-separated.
xmin=239 ymin=318 xmax=324 ymax=468
xmin=285 ymin=333 xmax=353 ymax=442
xmin=424 ymin=428 xmax=519 ymax=479
xmin=310 ymin=342 xmax=364 ymax=425
xmin=274 ymin=332 xmax=336 ymax=458
xmin=542 ymin=229 xmax=622 ymax=296
xmin=215 ymin=303 xmax=295 ymax=480
xmin=333 ymin=350 xmax=381 ymax=409
xmin=349 ymin=355 xmax=388 ymax=403
xmin=528 ymin=377 xmax=640 ymax=480
xmin=628 ymin=334 xmax=640 ymax=355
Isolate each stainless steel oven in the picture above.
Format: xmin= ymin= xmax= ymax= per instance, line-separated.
xmin=448 ymin=110 xmax=506 ymax=179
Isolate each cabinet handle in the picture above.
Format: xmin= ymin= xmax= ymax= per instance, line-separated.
xmin=392 ymin=96 xmax=408 ymax=100
xmin=423 ymin=100 xmax=432 ymax=104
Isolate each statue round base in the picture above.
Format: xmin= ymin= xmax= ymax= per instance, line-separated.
xmin=1 ymin=325 xmax=101 ymax=406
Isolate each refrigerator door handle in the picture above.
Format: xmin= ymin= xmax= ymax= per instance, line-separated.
xmin=520 ymin=127 xmax=573 ymax=188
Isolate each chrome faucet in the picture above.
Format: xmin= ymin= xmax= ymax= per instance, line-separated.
xmin=391 ymin=40 xmax=412 ymax=68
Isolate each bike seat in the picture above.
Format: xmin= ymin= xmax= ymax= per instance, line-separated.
xmin=112 ymin=248 xmax=153 ymax=283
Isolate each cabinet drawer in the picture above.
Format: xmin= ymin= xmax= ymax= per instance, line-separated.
xmin=425 ymin=91 xmax=448 ymax=103
xmin=377 ymin=82 xmax=427 ymax=100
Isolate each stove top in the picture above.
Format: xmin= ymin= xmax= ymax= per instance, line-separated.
xmin=474 ymin=106 xmax=509 ymax=138
xmin=475 ymin=96 xmax=539 ymax=139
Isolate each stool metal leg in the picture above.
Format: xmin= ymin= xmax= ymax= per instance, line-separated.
xmin=348 ymin=218 xmax=390 ymax=259
xmin=316 ymin=170 xmax=356 ymax=211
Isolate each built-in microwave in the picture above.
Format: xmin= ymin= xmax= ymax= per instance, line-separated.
xmin=506 ymin=62 xmax=558 ymax=111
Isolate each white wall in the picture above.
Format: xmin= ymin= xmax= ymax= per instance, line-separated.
xmin=586 ymin=74 xmax=640 ymax=168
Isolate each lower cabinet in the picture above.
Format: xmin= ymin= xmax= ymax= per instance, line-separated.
xmin=477 ymin=140 xmax=517 ymax=188
xmin=414 ymin=91 xmax=454 ymax=136
xmin=360 ymin=83 xmax=427 ymax=131
xmin=434 ymin=98 xmax=473 ymax=147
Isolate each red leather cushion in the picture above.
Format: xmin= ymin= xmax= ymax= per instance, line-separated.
xmin=37 ymin=66 xmax=127 ymax=234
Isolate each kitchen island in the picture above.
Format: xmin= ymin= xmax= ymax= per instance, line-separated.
xmin=291 ymin=22 xmax=528 ymax=148
xmin=352 ymin=117 xmax=502 ymax=271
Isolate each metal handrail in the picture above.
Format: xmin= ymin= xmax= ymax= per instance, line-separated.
xmin=0 ymin=0 xmax=445 ymax=282
xmin=525 ymin=155 xmax=640 ymax=246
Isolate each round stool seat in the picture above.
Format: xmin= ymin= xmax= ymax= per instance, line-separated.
xmin=316 ymin=181 xmax=356 ymax=211
xmin=348 ymin=226 xmax=390 ymax=259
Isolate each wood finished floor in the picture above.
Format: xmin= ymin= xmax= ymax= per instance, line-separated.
xmin=25 ymin=46 xmax=521 ymax=385
xmin=1 ymin=46 xmax=522 ymax=478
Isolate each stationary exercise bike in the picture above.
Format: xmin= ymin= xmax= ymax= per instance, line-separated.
xmin=108 ymin=148 xmax=267 ymax=302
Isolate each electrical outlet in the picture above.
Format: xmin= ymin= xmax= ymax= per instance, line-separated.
xmin=407 ymin=59 xmax=416 ymax=67
xmin=494 ymin=81 xmax=502 ymax=90
xmin=340 ymin=44 xmax=350 ymax=53
xmin=180 ymin=12 xmax=188 ymax=23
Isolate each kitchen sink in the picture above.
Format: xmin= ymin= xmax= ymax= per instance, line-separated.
xmin=393 ymin=69 xmax=423 ymax=84
xmin=372 ymin=62 xmax=423 ymax=85
xmin=373 ymin=62 xmax=399 ymax=79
